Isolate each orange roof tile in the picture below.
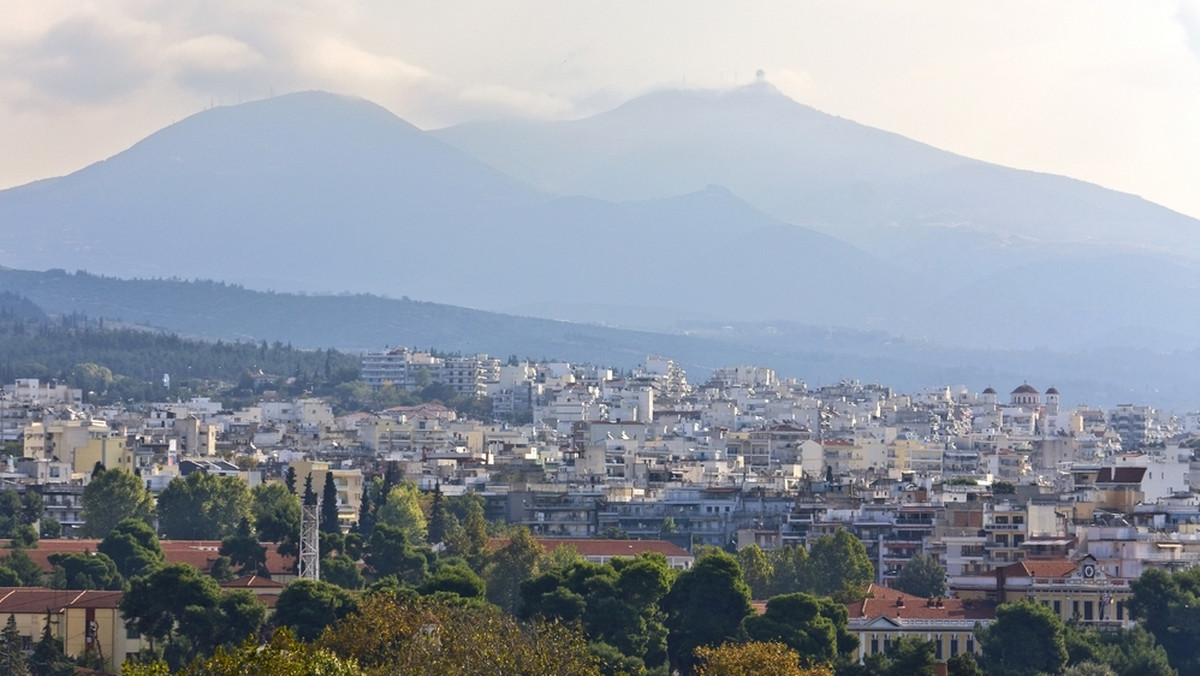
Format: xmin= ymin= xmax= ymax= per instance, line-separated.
xmin=847 ymin=584 xmax=995 ymax=622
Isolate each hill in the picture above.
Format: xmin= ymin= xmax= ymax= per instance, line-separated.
xmin=1 ymin=267 xmax=1195 ymax=410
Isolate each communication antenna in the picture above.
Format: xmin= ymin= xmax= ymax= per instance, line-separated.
xmin=299 ymin=495 xmax=320 ymax=580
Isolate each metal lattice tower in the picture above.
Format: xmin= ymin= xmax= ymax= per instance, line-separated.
xmin=299 ymin=501 xmax=320 ymax=580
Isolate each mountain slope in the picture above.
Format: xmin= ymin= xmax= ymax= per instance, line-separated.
xmin=434 ymin=83 xmax=1200 ymax=259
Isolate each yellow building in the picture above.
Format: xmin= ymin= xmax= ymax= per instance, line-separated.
xmin=948 ymin=554 xmax=1134 ymax=628
xmin=289 ymin=460 xmax=364 ymax=531
xmin=0 ymin=588 xmax=148 ymax=673
xmin=846 ymin=584 xmax=994 ymax=664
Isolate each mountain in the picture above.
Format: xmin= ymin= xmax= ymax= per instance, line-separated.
xmin=0 ymin=87 xmax=1197 ymax=354
xmin=434 ymin=83 xmax=1200 ymax=261
xmin=1 ymin=267 xmax=1195 ymax=409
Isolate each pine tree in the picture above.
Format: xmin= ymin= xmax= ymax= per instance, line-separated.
xmin=356 ymin=489 xmax=375 ymax=539
xmin=427 ymin=482 xmax=451 ymax=545
xmin=0 ymin=614 xmax=28 ymax=676
xmin=320 ymin=473 xmax=340 ymax=534
xmin=284 ymin=466 xmax=297 ymax=494
xmin=302 ymin=474 xmax=317 ymax=507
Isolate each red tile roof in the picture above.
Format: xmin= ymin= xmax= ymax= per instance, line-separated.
xmin=27 ymin=540 xmax=295 ymax=578
xmin=847 ymin=584 xmax=995 ymax=621
xmin=0 ymin=588 xmax=124 ymax=613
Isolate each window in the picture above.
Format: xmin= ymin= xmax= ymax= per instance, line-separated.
xmin=966 ymin=638 xmax=975 ymax=653
xmin=950 ymin=637 xmax=959 ymax=657
xmin=871 ymin=638 xmax=878 ymax=654
xmin=1054 ymin=600 xmax=1061 ymax=616
xmin=935 ymin=636 xmax=943 ymax=660
xmin=127 ymin=625 xmax=141 ymax=639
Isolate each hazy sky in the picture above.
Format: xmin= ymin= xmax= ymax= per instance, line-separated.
xmin=3 ymin=1 xmax=1199 ymax=219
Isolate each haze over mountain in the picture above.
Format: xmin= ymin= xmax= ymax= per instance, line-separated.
xmin=0 ymin=85 xmax=1196 ymax=361
xmin=2 ymin=267 xmax=1195 ymax=410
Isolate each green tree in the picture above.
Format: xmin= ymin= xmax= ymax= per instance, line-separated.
xmin=39 ymin=517 xmax=62 ymax=540
xmin=251 ymin=482 xmax=301 ymax=559
xmin=284 ymin=466 xmax=297 ymax=494
xmin=1063 ymin=622 xmax=1176 ymax=676
xmin=0 ymin=547 xmax=43 ymax=586
xmin=81 ymin=467 xmax=154 ymax=537
xmin=365 ymin=522 xmax=431 ymax=585
xmin=157 ymin=472 xmax=253 ymax=540
xmin=663 ymin=549 xmax=753 ymax=675
xmin=219 ymin=518 xmax=268 ymax=576
xmin=808 ymin=530 xmax=873 ymax=598
xmin=98 ymin=517 xmax=165 ymax=579
xmin=273 ymin=579 xmax=358 ymax=642
xmin=48 ymin=551 xmax=123 ymax=589
xmin=770 ymin=544 xmax=813 ymax=595
xmin=485 ymin=527 xmax=546 ymax=615
xmin=859 ymin=635 xmax=936 ymax=676
xmin=1129 ymin=567 xmax=1200 ymax=674
xmin=892 ymin=553 xmax=945 ymax=599
xmin=427 ymin=482 xmax=452 ymax=545
xmin=420 ymin=562 xmax=485 ymax=599
xmin=376 ymin=481 xmax=428 ymax=543
xmin=742 ymin=592 xmax=858 ymax=666
xmin=0 ymin=614 xmax=27 ymax=676
xmin=121 ymin=564 xmax=225 ymax=668
xmin=29 ymin=610 xmax=75 ymax=676
xmin=321 ymin=472 xmax=341 ymax=535
xmin=946 ymin=652 xmax=984 ymax=676
xmin=322 ymin=555 xmax=365 ymax=590
xmin=443 ymin=497 xmax=489 ymax=570
xmin=976 ymin=600 xmax=1068 ymax=676
xmin=737 ymin=544 xmax=775 ymax=599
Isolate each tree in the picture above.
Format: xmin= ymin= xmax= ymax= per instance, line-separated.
xmin=663 ymin=549 xmax=753 ymax=675
xmin=29 ymin=610 xmax=75 ymax=676
xmin=177 ymin=589 xmax=267 ymax=659
xmin=427 ymin=482 xmax=452 ymax=545
xmin=742 ymin=592 xmax=858 ymax=666
xmin=1129 ymin=567 xmax=1200 ymax=674
xmin=0 ymin=614 xmax=27 ymax=676
xmin=322 ymin=555 xmax=365 ymax=590
xmin=946 ymin=652 xmax=984 ymax=676
xmin=365 ymin=522 xmax=431 ymax=585
xmin=219 ymin=518 xmax=268 ymax=576
xmin=251 ymin=482 xmax=301 ymax=559
xmin=39 ymin=518 xmax=62 ymax=540
xmin=321 ymin=472 xmax=341 ymax=535
xmin=694 ymin=641 xmax=832 ymax=676
xmin=858 ymin=636 xmax=936 ymax=676
xmin=48 ymin=551 xmax=123 ymax=590
xmin=485 ymin=527 xmax=546 ymax=615
xmin=166 ymin=628 xmax=361 ymax=676
xmin=99 ymin=517 xmax=165 ymax=579
xmin=157 ymin=472 xmax=253 ymax=540
xmin=316 ymin=594 xmax=600 ymax=676
xmin=520 ymin=554 xmax=672 ymax=669
xmin=121 ymin=563 xmax=224 ymax=666
xmin=738 ymin=544 xmax=775 ymax=599
xmin=770 ymin=544 xmax=812 ymax=596
xmin=1063 ymin=623 xmax=1176 ymax=676
xmin=376 ymin=481 xmax=427 ymax=543
xmin=807 ymin=530 xmax=873 ymax=598
xmin=273 ymin=579 xmax=357 ymax=642
xmin=80 ymin=467 xmax=154 ymax=537
xmin=284 ymin=466 xmax=297 ymax=494
xmin=0 ymin=548 xmax=44 ymax=586
xmin=420 ymin=563 xmax=485 ymax=599
xmin=892 ymin=553 xmax=945 ymax=599
xmin=976 ymin=600 xmax=1068 ymax=676
xmin=444 ymin=497 xmax=489 ymax=570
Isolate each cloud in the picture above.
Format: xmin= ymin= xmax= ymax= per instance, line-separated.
xmin=7 ymin=13 xmax=158 ymax=105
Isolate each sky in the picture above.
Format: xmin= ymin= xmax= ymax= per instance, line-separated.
xmin=2 ymin=1 xmax=1199 ymax=220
